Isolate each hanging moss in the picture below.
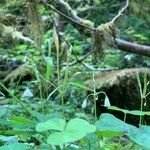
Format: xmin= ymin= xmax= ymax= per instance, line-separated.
xmin=96 ymin=22 xmax=116 ymax=50
xmin=92 ymin=22 xmax=116 ymax=64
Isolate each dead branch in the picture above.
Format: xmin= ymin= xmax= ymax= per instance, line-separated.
xmin=111 ymin=0 xmax=129 ymax=23
xmin=61 ymin=51 xmax=92 ymax=66
xmin=3 ymin=62 xmax=32 ymax=83
xmin=81 ymin=62 xmax=118 ymax=72
xmin=116 ymin=38 xmax=150 ymax=57
xmin=42 ymin=0 xmax=95 ymax=32
xmin=1 ymin=24 xmax=34 ymax=44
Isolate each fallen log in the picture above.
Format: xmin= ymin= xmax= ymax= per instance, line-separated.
xmin=85 ymin=68 xmax=150 ymax=125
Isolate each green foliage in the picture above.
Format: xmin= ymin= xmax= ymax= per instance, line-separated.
xmin=36 ymin=117 xmax=96 ymax=146
xmin=46 ymin=118 xmax=96 ymax=145
xmin=0 ymin=0 xmax=150 ymax=149
xmin=96 ymin=113 xmax=133 ymax=133
xmin=36 ymin=118 xmax=66 ymax=132
xmin=96 ymin=113 xmax=150 ymax=149
xmin=2 ymin=113 xmax=150 ymax=149
xmin=0 ymin=143 xmax=27 ymax=150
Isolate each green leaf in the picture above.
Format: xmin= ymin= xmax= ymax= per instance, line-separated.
xmin=97 ymin=130 xmax=122 ymax=137
xmin=10 ymin=116 xmax=34 ymax=124
xmin=108 ymin=106 xmax=129 ymax=114
xmin=47 ymin=118 xmax=96 ymax=145
xmin=108 ymin=106 xmax=145 ymax=116
xmin=36 ymin=118 xmax=66 ymax=132
xmin=96 ymin=113 xmax=135 ymax=133
xmin=69 ymin=82 xmax=91 ymax=91
xmin=139 ymin=125 xmax=150 ymax=135
xmin=145 ymin=112 xmax=150 ymax=116
xmin=31 ymin=111 xmax=62 ymax=122
xmin=128 ymin=110 xmax=145 ymax=116
xmin=47 ymin=131 xmax=86 ymax=145
xmin=0 ymin=130 xmax=36 ymax=136
xmin=134 ymin=34 xmax=148 ymax=41
xmin=9 ymin=116 xmax=36 ymax=128
xmin=65 ymin=118 xmax=96 ymax=134
xmin=96 ymin=114 xmax=150 ymax=149
xmin=16 ymin=44 xmax=28 ymax=51
xmin=129 ymin=126 xmax=150 ymax=149
xmin=0 ymin=119 xmax=10 ymax=126
xmin=0 ymin=143 xmax=27 ymax=150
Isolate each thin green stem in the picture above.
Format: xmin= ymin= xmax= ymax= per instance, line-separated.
xmin=93 ymin=73 xmax=97 ymax=120
xmin=61 ymin=93 xmax=64 ymax=116
xmin=88 ymin=140 xmax=91 ymax=150
xmin=136 ymin=70 xmax=148 ymax=125
xmin=54 ymin=27 xmax=64 ymax=115
xmin=139 ymin=97 xmax=143 ymax=125
xmin=128 ymin=143 xmax=135 ymax=150
xmin=28 ymin=58 xmax=45 ymax=114
xmin=39 ymin=85 xmax=45 ymax=114
xmin=97 ymin=138 xmax=101 ymax=149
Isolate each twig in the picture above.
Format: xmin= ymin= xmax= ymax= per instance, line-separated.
xmin=61 ymin=51 xmax=118 ymax=71
xmin=81 ymin=62 xmax=118 ymax=72
xmin=61 ymin=51 xmax=93 ymax=66
xmin=111 ymin=0 xmax=129 ymax=23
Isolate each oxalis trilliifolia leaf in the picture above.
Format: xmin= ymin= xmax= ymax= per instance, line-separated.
xmin=96 ymin=113 xmax=150 ymax=149
xmin=36 ymin=118 xmax=96 ymax=145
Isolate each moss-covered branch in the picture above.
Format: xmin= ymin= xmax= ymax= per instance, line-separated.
xmin=44 ymin=0 xmax=150 ymax=57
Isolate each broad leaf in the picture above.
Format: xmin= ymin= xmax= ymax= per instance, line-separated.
xmin=96 ymin=113 xmax=135 ymax=132
xmin=47 ymin=131 xmax=85 ymax=145
xmin=36 ymin=118 xmax=66 ymax=132
xmin=9 ymin=116 xmax=36 ymax=128
xmin=0 ymin=130 xmax=36 ymax=136
xmin=129 ymin=126 xmax=150 ymax=149
xmin=47 ymin=118 xmax=96 ymax=145
xmin=139 ymin=125 xmax=150 ymax=134
xmin=96 ymin=113 xmax=150 ymax=149
xmin=0 ymin=143 xmax=27 ymax=150
xmin=66 ymin=118 xmax=96 ymax=134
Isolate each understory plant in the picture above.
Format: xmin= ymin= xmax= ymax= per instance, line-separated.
xmin=0 ymin=67 xmax=150 ymax=150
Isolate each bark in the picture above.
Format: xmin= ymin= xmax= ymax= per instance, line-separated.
xmin=51 ymin=0 xmax=82 ymax=23
xmin=116 ymin=39 xmax=150 ymax=57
